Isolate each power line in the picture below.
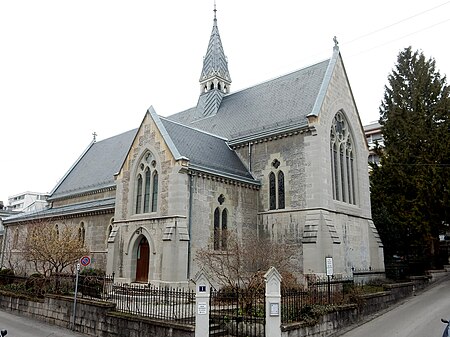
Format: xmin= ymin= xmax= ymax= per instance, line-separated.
xmin=342 ymin=1 xmax=450 ymax=46
xmin=347 ymin=18 xmax=450 ymax=59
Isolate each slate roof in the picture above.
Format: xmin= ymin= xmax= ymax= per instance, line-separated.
xmin=4 ymin=198 xmax=115 ymax=223
xmin=160 ymin=117 xmax=255 ymax=182
xmin=49 ymin=128 xmax=138 ymax=200
xmin=168 ymin=58 xmax=330 ymax=141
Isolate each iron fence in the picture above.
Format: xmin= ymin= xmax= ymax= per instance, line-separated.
xmin=281 ymin=278 xmax=354 ymax=323
xmin=0 ymin=272 xmax=115 ymax=300
xmin=210 ymin=287 xmax=265 ymax=337
xmin=109 ymin=283 xmax=196 ymax=324
xmin=0 ymin=272 xmax=195 ymax=324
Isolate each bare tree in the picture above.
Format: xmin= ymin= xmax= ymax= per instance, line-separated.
xmin=195 ymin=229 xmax=297 ymax=290
xmin=24 ymin=219 xmax=89 ymax=276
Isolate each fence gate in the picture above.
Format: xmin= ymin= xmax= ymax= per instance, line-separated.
xmin=209 ymin=287 xmax=265 ymax=337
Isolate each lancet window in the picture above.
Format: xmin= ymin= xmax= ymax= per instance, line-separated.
xmin=135 ymin=151 xmax=159 ymax=214
xmin=213 ymin=194 xmax=228 ymax=250
xmin=330 ymin=111 xmax=356 ymax=204
xmin=269 ymin=159 xmax=285 ymax=210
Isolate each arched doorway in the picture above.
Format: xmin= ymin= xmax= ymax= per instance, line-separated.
xmin=135 ymin=236 xmax=149 ymax=282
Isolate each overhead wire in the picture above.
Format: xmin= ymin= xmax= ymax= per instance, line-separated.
xmin=299 ymin=1 xmax=450 ymax=67
xmin=342 ymin=1 xmax=450 ymax=46
xmin=347 ymin=18 xmax=450 ymax=58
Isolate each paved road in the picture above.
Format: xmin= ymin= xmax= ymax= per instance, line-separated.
xmin=337 ymin=276 xmax=450 ymax=337
xmin=0 ymin=310 xmax=87 ymax=337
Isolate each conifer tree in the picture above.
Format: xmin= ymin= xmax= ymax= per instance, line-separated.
xmin=371 ymin=47 xmax=450 ymax=273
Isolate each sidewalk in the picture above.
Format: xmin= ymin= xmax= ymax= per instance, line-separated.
xmin=0 ymin=309 xmax=87 ymax=337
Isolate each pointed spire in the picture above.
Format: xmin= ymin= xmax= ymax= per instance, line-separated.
xmin=199 ymin=3 xmax=231 ymax=94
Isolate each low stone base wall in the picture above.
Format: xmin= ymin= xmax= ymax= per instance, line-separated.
xmin=0 ymin=291 xmax=194 ymax=337
xmin=427 ymin=269 xmax=448 ymax=283
xmin=281 ymin=281 xmax=420 ymax=337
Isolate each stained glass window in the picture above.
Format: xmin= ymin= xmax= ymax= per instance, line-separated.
xmin=143 ymin=168 xmax=151 ymax=213
xmin=269 ymin=172 xmax=276 ymax=210
xmin=151 ymin=172 xmax=158 ymax=212
xmin=278 ymin=171 xmax=285 ymax=209
xmin=330 ymin=111 xmax=356 ymax=204
xmin=135 ymin=174 xmax=143 ymax=214
xmin=214 ymin=208 xmax=220 ymax=250
xmin=221 ymin=209 xmax=228 ymax=249
xmin=135 ymin=151 xmax=159 ymax=214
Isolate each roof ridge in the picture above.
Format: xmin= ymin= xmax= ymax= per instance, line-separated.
xmin=168 ymin=58 xmax=331 ymax=121
xmin=95 ymin=128 xmax=139 ymax=143
xmin=160 ymin=116 xmax=228 ymax=141
xmin=227 ymin=58 xmax=331 ymax=98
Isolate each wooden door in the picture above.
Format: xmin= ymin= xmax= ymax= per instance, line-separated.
xmin=135 ymin=236 xmax=149 ymax=283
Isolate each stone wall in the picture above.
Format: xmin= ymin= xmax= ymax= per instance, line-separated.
xmin=0 ymin=276 xmax=439 ymax=337
xmin=0 ymin=292 xmax=194 ymax=337
xmin=281 ymin=281 xmax=418 ymax=337
xmin=189 ymin=173 xmax=259 ymax=279
xmin=3 ymin=210 xmax=113 ymax=274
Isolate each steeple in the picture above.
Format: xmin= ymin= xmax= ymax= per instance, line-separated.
xmin=199 ymin=4 xmax=231 ymax=98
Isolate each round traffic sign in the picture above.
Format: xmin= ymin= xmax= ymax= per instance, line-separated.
xmin=80 ymin=256 xmax=91 ymax=267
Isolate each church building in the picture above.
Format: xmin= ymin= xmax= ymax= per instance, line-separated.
xmin=3 ymin=8 xmax=384 ymax=284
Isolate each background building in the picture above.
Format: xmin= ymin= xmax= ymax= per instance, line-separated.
xmin=7 ymin=191 xmax=48 ymax=213
xmin=364 ymin=121 xmax=384 ymax=165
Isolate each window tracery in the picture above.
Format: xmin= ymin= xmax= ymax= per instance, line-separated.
xmin=213 ymin=196 xmax=228 ymax=251
xmin=135 ymin=151 xmax=159 ymax=214
xmin=269 ymin=159 xmax=285 ymax=210
xmin=330 ymin=111 xmax=356 ymax=204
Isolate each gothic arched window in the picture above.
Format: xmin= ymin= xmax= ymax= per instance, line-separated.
xmin=278 ymin=171 xmax=285 ymax=209
xmin=269 ymin=159 xmax=285 ymax=210
xmin=213 ymin=208 xmax=220 ymax=250
xmin=135 ymin=174 xmax=143 ymax=214
xmin=213 ymin=195 xmax=229 ymax=251
xmin=269 ymin=172 xmax=276 ymax=210
xmin=78 ymin=222 xmax=85 ymax=244
xmin=143 ymin=168 xmax=151 ymax=213
xmin=221 ymin=209 xmax=228 ymax=250
xmin=151 ymin=172 xmax=158 ymax=212
xmin=330 ymin=111 xmax=356 ymax=204
xmin=134 ymin=151 xmax=159 ymax=214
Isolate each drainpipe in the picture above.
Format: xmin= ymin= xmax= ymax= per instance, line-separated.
xmin=187 ymin=174 xmax=194 ymax=279
xmin=248 ymin=142 xmax=252 ymax=172
xmin=0 ymin=225 xmax=7 ymax=269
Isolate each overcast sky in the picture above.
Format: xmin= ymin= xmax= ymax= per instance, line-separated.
xmin=0 ymin=0 xmax=449 ymax=204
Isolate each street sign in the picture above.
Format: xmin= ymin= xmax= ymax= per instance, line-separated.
xmin=325 ymin=257 xmax=334 ymax=276
xmin=80 ymin=256 xmax=91 ymax=267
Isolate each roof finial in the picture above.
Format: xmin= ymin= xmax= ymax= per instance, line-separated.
xmin=333 ymin=36 xmax=339 ymax=51
xmin=333 ymin=36 xmax=338 ymax=47
xmin=213 ymin=0 xmax=217 ymax=21
xmin=92 ymin=131 xmax=97 ymax=143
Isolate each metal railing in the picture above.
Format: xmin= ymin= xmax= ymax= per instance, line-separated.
xmin=281 ymin=278 xmax=354 ymax=323
xmin=209 ymin=286 xmax=265 ymax=337
xmin=0 ymin=272 xmax=115 ymax=299
xmin=109 ymin=283 xmax=196 ymax=324
xmin=0 ymin=273 xmax=195 ymax=324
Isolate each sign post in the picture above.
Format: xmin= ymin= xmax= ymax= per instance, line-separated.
xmin=71 ymin=256 xmax=90 ymax=330
xmin=325 ymin=257 xmax=334 ymax=303
xmin=71 ymin=263 xmax=80 ymax=330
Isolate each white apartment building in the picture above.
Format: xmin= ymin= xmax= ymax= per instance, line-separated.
xmin=7 ymin=192 xmax=48 ymax=213
xmin=364 ymin=121 xmax=384 ymax=165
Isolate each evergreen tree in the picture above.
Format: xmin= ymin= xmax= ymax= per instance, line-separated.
xmin=371 ymin=47 xmax=450 ymax=273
